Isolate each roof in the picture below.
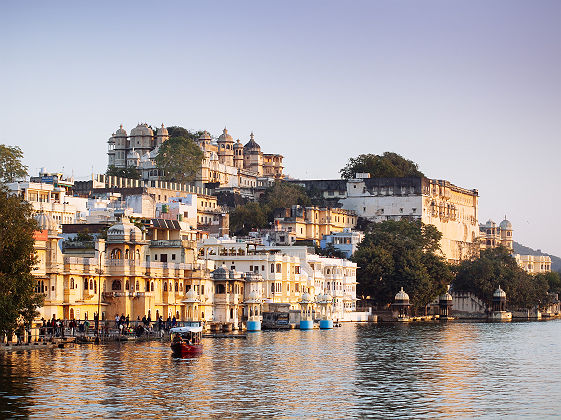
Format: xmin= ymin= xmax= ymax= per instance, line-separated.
xmin=151 ymin=219 xmax=181 ymax=229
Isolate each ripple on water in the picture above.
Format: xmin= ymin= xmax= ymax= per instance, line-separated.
xmin=1 ymin=321 xmax=561 ymax=418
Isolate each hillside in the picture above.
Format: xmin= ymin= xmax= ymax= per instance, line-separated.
xmin=513 ymin=241 xmax=561 ymax=272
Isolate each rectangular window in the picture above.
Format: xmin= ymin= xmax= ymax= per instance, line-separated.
xmin=172 ymin=254 xmax=176 ymax=260
xmin=276 ymin=263 xmax=282 ymax=273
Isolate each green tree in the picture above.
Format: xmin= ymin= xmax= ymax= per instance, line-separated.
xmin=0 ymin=186 xmax=43 ymax=338
xmin=229 ymin=202 xmax=268 ymax=236
xmin=0 ymin=145 xmax=28 ymax=184
xmin=155 ymin=128 xmax=204 ymax=183
xmin=453 ymin=247 xmax=549 ymax=309
xmin=352 ymin=219 xmax=451 ymax=312
xmin=536 ymin=271 xmax=561 ymax=294
xmin=106 ymin=165 xmax=141 ymax=180
xmin=227 ymin=181 xmax=312 ymax=236
xmin=340 ymin=152 xmax=424 ymax=179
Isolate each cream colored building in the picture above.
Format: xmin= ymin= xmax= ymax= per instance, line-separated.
xmin=198 ymin=237 xmax=358 ymax=320
xmin=106 ymin=124 xmax=284 ymax=191
xmin=273 ymin=205 xmax=357 ymax=245
xmin=340 ymin=175 xmax=479 ymax=263
xmin=479 ymin=218 xmax=513 ymax=251
xmin=515 ymin=254 xmax=552 ymax=274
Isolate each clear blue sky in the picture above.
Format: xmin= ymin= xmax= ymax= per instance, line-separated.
xmin=1 ymin=1 xmax=560 ymax=256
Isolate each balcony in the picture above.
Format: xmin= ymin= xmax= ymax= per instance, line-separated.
xmin=150 ymin=240 xmax=196 ymax=248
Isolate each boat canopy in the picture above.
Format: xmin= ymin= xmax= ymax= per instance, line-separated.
xmin=170 ymin=326 xmax=203 ymax=334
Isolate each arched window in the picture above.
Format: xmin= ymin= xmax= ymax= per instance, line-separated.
xmin=136 ymin=250 xmax=140 ymax=260
xmin=112 ymin=280 xmax=121 ymax=291
xmin=179 ymin=283 xmax=183 ymax=291
xmin=175 ymin=282 xmax=178 ymax=292
xmin=94 ymin=280 xmax=97 ymax=294
xmin=271 ymin=283 xmax=275 ymax=293
xmin=135 ymin=281 xmax=139 ymax=291
xmin=70 ymin=278 xmax=75 ymax=289
xmin=145 ymin=280 xmax=149 ymax=291
xmin=151 ymin=282 xmax=154 ymax=292
xmin=125 ymin=249 xmax=130 ymax=259
xmin=90 ymin=279 xmax=94 ymax=290
xmin=84 ymin=278 xmax=89 ymax=290
xmin=271 ymin=264 xmax=275 ymax=273
xmin=164 ymin=282 xmax=168 ymax=291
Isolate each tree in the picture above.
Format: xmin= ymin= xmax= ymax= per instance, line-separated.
xmin=106 ymin=165 xmax=141 ymax=180
xmin=352 ymin=219 xmax=451 ymax=312
xmin=0 ymin=145 xmax=28 ymax=184
xmin=155 ymin=128 xmax=204 ymax=183
xmin=228 ymin=182 xmax=313 ymax=236
xmin=535 ymin=271 xmax=561 ymax=294
xmin=229 ymin=202 xmax=268 ymax=236
xmin=453 ymin=247 xmax=549 ymax=309
xmin=0 ymin=186 xmax=43 ymax=338
xmin=340 ymin=152 xmax=424 ymax=179
xmin=259 ymin=181 xmax=311 ymax=220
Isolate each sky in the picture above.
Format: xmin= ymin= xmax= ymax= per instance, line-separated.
xmin=1 ymin=1 xmax=560 ymax=255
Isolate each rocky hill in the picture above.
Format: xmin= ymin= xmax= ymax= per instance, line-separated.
xmin=513 ymin=241 xmax=561 ymax=272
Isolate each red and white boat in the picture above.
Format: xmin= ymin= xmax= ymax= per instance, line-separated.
xmin=170 ymin=323 xmax=203 ymax=357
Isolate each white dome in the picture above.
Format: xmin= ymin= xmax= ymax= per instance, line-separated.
xmin=395 ymin=287 xmax=409 ymax=301
xmin=107 ymin=218 xmax=142 ymax=242
xmin=300 ymin=292 xmax=312 ymax=303
xmin=130 ymin=123 xmax=154 ymax=137
xmin=439 ymin=291 xmax=453 ymax=301
xmin=127 ymin=150 xmax=140 ymax=159
xmin=494 ymin=286 xmax=506 ymax=298
xmin=246 ymin=290 xmax=260 ymax=303
xmin=499 ymin=219 xmax=512 ymax=230
xmin=35 ymin=213 xmax=58 ymax=233
xmin=182 ymin=288 xmax=199 ymax=303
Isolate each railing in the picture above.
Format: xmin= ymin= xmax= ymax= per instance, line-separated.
xmin=150 ymin=239 xmax=196 ymax=248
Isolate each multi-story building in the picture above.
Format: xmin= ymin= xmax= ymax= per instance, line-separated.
xmin=273 ymin=205 xmax=357 ymax=245
xmin=515 ymin=255 xmax=552 ymax=274
xmin=198 ymin=237 xmax=359 ymax=320
xmin=106 ymin=124 xmax=284 ymax=191
xmin=320 ymin=228 xmax=365 ymax=258
xmin=338 ymin=175 xmax=479 ymax=263
xmin=8 ymin=180 xmax=88 ymax=225
xmin=480 ymin=217 xmax=551 ymax=274
xmin=479 ymin=218 xmax=513 ymax=251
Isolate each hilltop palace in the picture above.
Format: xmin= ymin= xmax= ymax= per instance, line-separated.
xmin=107 ymin=123 xmax=284 ymax=193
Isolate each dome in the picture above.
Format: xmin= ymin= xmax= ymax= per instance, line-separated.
xmin=156 ymin=123 xmax=168 ymax=136
xmin=182 ymin=288 xmax=199 ymax=303
xmin=115 ymin=124 xmax=127 ymax=137
xmin=233 ymin=139 xmax=243 ymax=149
xmin=485 ymin=219 xmax=496 ymax=227
xmin=35 ymin=213 xmax=57 ymax=233
xmin=244 ymin=132 xmax=261 ymax=150
xmin=494 ymin=286 xmax=506 ymax=298
xmin=499 ymin=219 xmax=512 ymax=230
xmin=107 ymin=218 xmax=143 ymax=242
xmin=246 ymin=290 xmax=260 ymax=303
xmin=439 ymin=291 xmax=453 ymax=302
xmin=395 ymin=287 xmax=410 ymax=302
xmin=218 ymin=128 xmax=234 ymax=143
xmin=198 ymin=131 xmax=212 ymax=141
xmin=212 ymin=264 xmax=230 ymax=280
xmin=300 ymin=292 xmax=312 ymax=303
xmin=130 ymin=123 xmax=154 ymax=137
xmin=127 ymin=149 xmax=140 ymax=159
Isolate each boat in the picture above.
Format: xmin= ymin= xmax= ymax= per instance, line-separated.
xmin=170 ymin=322 xmax=203 ymax=357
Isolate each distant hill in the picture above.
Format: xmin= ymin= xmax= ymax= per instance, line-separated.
xmin=513 ymin=241 xmax=561 ymax=272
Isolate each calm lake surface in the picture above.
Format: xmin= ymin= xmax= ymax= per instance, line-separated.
xmin=2 ymin=321 xmax=561 ymax=418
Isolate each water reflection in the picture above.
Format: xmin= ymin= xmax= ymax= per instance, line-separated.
xmin=1 ymin=322 xmax=561 ymax=418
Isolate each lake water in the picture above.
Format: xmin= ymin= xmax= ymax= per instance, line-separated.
xmin=2 ymin=320 xmax=561 ymax=418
